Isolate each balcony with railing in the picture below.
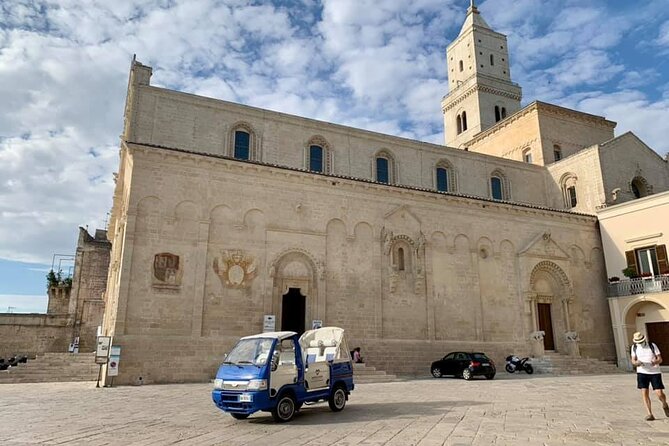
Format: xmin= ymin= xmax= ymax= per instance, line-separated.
xmin=607 ymin=275 xmax=669 ymax=298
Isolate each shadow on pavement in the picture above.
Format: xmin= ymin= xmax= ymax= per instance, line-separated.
xmin=247 ymin=399 xmax=484 ymax=425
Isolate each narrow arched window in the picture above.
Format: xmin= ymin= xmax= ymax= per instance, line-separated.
xmin=456 ymin=115 xmax=462 ymax=134
xmin=567 ymin=186 xmax=577 ymax=208
xmin=459 ymin=60 xmax=464 ymax=72
xmin=462 ymin=111 xmax=468 ymax=131
xmin=234 ymin=131 xmax=250 ymax=160
xmin=436 ymin=167 xmax=449 ymax=192
xmin=376 ymin=157 xmax=389 ymax=184
xmin=397 ymin=247 xmax=405 ymax=271
xmin=494 ymin=106 xmax=501 ymax=122
xmin=490 ymin=54 xmax=495 ymax=66
xmin=501 ymin=107 xmax=507 ymax=119
xmin=491 ymin=176 xmax=503 ymax=200
xmin=309 ymin=145 xmax=324 ymax=172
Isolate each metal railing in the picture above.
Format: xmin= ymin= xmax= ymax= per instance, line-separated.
xmin=608 ymin=275 xmax=669 ymax=297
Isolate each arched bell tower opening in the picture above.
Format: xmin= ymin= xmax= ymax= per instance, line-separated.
xmin=528 ymin=261 xmax=575 ymax=353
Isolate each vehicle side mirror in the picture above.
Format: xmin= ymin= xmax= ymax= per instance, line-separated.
xmin=271 ymin=351 xmax=279 ymax=371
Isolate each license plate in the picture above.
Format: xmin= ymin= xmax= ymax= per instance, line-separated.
xmin=482 ymin=363 xmax=490 ymax=367
xmin=239 ymin=394 xmax=252 ymax=402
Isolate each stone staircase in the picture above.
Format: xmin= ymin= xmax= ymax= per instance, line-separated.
xmin=0 ymin=352 xmax=98 ymax=384
xmin=353 ymin=362 xmax=399 ymax=383
xmin=530 ymin=351 xmax=624 ymax=376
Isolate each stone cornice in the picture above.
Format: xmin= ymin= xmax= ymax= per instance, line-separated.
xmin=441 ymin=84 xmax=523 ymax=113
xmin=123 ymin=141 xmax=597 ymax=224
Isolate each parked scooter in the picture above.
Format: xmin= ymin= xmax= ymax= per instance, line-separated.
xmin=505 ymin=355 xmax=534 ymax=374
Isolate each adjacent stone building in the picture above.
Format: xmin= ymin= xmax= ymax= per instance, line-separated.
xmin=0 ymin=228 xmax=111 ymax=358
xmin=101 ymin=3 xmax=668 ymax=384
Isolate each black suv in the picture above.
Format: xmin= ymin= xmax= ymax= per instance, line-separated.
xmin=430 ymin=352 xmax=495 ymax=380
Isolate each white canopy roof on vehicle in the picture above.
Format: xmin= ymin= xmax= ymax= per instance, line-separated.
xmin=299 ymin=327 xmax=350 ymax=364
xmin=241 ymin=331 xmax=297 ymax=341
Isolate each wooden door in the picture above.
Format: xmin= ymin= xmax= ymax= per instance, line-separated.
xmin=538 ymin=303 xmax=555 ymax=350
xmin=646 ymin=322 xmax=669 ymax=356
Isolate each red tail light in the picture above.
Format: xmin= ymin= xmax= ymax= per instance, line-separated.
xmin=470 ymin=361 xmax=481 ymax=367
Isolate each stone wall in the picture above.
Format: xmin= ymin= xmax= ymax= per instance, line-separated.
xmin=124 ymin=63 xmax=551 ymax=207
xmin=0 ymin=314 xmax=72 ymax=358
xmin=102 ymin=143 xmax=616 ymax=384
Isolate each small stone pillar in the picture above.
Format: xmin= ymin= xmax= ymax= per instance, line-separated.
xmin=564 ymin=331 xmax=580 ymax=357
xmin=530 ymin=331 xmax=545 ymax=357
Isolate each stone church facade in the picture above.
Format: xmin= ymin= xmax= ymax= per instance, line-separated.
xmin=101 ymin=4 xmax=669 ymax=384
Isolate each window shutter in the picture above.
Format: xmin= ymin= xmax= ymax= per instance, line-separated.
xmin=625 ymin=250 xmax=638 ymax=276
xmin=657 ymin=245 xmax=669 ymax=275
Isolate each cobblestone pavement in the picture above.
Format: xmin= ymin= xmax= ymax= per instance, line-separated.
xmin=1 ymin=374 xmax=669 ymax=445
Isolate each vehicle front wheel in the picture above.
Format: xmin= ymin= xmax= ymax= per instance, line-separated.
xmin=272 ymin=394 xmax=297 ymax=422
xmin=462 ymin=368 xmax=473 ymax=380
xmin=230 ymin=413 xmax=250 ymax=420
xmin=505 ymin=364 xmax=515 ymax=373
xmin=431 ymin=367 xmax=442 ymax=378
xmin=485 ymin=373 xmax=495 ymax=380
xmin=524 ymin=364 xmax=534 ymax=374
xmin=328 ymin=385 xmax=347 ymax=412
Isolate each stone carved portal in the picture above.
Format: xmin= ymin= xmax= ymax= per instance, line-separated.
xmin=528 ymin=261 xmax=575 ymax=355
xmin=271 ymin=250 xmax=320 ymax=333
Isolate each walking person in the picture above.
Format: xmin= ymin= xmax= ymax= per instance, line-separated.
xmin=630 ymin=331 xmax=669 ymax=421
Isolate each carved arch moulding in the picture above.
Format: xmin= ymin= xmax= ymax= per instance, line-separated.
xmin=268 ymin=247 xmax=325 ymax=280
xmin=528 ymin=260 xmax=574 ymax=303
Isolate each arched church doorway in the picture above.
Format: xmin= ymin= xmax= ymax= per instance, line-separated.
xmin=270 ymin=249 xmax=321 ymax=335
xmin=282 ymin=288 xmax=306 ymax=334
xmin=528 ymin=261 xmax=574 ymax=353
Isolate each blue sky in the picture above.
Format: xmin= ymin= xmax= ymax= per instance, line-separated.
xmin=1 ymin=0 xmax=668 ymax=312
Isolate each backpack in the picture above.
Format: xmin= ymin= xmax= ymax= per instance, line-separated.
xmin=632 ymin=343 xmax=658 ymax=359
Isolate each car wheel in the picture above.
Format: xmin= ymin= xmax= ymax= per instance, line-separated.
xmin=431 ymin=367 xmax=442 ymax=378
xmin=462 ymin=368 xmax=473 ymax=380
xmin=328 ymin=385 xmax=347 ymax=412
xmin=272 ymin=394 xmax=296 ymax=422
xmin=485 ymin=373 xmax=495 ymax=380
xmin=230 ymin=413 xmax=250 ymax=420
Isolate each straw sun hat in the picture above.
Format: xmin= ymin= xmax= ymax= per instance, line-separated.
xmin=632 ymin=332 xmax=647 ymax=344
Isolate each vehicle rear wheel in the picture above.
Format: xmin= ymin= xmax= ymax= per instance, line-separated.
xmin=524 ymin=364 xmax=534 ymax=374
xmin=462 ymin=368 xmax=473 ymax=380
xmin=505 ymin=364 xmax=515 ymax=373
xmin=431 ymin=367 xmax=442 ymax=378
xmin=230 ymin=413 xmax=250 ymax=420
xmin=328 ymin=385 xmax=347 ymax=412
xmin=272 ymin=394 xmax=296 ymax=422
xmin=485 ymin=373 xmax=495 ymax=380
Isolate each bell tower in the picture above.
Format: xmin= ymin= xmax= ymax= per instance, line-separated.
xmin=441 ymin=1 xmax=522 ymax=148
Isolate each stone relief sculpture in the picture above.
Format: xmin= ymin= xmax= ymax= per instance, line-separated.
xmin=213 ymin=250 xmax=257 ymax=288
xmin=152 ymin=253 xmax=182 ymax=288
xmin=530 ymin=330 xmax=545 ymax=341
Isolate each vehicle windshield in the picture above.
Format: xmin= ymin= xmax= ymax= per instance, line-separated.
xmin=226 ymin=338 xmax=274 ymax=366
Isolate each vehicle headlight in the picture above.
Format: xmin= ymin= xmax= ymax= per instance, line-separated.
xmin=213 ymin=379 xmax=223 ymax=390
xmin=247 ymin=379 xmax=267 ymax=391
